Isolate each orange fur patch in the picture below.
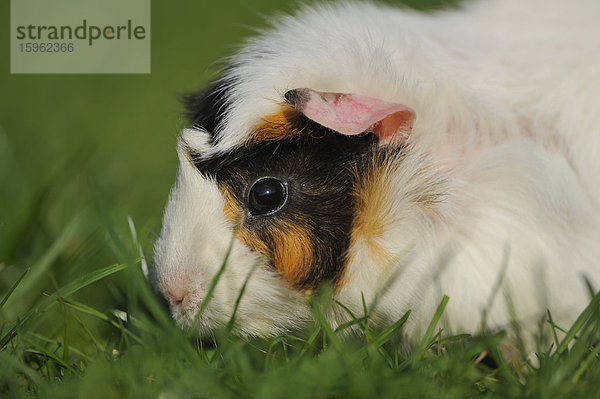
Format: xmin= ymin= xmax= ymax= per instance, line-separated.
xmin=348 ymin=152 xmax=444 ymax=277
xmin=349 ymin=157 xmax=395 ymax=270
xmin=237 ymin=229 xmax=271 ymax=258
xmin=221 ymin=188 xmax=240 ymax=224
xmin=271 ymin=222 xmax=314 ymax=288
xmin=248 ymin=106 xmax=315 ymax=144
xmin=237 ymin=220 xmax=315 ymax=289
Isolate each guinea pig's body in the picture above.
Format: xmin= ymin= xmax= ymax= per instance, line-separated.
xmin=155 ymin=0 xmax=600 ymax=343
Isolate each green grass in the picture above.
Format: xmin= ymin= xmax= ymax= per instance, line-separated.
xmin=1 ymin=0 xmax=600 ymax=397
xmin=1 ymin=216 xmax=599 ymax=398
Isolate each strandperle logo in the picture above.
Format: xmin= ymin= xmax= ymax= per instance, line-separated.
xmin=15 ymin=20 xmax=147 ymax=46
xmin=11 ymin=0 xmax=150 ymax=74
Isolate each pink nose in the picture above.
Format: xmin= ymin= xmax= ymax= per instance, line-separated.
xmin=160 ymin=275 xmax=204 ymax=310
xmin=166 ymin=288 xmax=186 ymax=307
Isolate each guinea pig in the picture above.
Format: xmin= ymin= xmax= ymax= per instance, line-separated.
xmin=154 ymin=0 xmax=600 ymax=345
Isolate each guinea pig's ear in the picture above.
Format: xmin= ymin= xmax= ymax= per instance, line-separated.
xmin=285 ymin=88 xmax=415 ymax=145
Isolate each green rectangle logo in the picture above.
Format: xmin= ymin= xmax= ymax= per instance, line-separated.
xmin=11 ymin=0 xmax=151 ymax=74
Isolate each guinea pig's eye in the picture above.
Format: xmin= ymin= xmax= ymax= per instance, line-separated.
xmin=248 ymin=177 xmax=288 ymax=216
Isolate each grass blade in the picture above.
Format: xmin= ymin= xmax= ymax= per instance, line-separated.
xmin=415 ymin=295 xmax=450 ymax=360
xmin=191 ymin=234 xmax=235 ymax=329
xmin=355 ymin=310 xmax=411 ymax=359
xmin=556 ymin=290 xmax=600 ymax=356
xmin=0 ymin=262 xmax=129 ymax=349
xmin=209 ymin=263 xmax=258 ymax=363
xmin=307 ymin=293 xmax=342 ymax=351
xmin=0 ymin=267 xmax=29 ymax=312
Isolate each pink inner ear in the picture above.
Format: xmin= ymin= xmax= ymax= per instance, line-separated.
xmin=287 ymin=89 xmax=415 ymax=143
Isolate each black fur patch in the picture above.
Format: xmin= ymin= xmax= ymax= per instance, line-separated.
xmin=183 ymin=79 xmax=232 ymax=144
xmin=190 ymin=116 xmax=384 ymax=290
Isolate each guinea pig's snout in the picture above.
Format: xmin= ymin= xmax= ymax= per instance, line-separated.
xmin=165 ymin=287 xmax=186 ymax=306
xmin=160 ymin=276 xmax=205 ymax=314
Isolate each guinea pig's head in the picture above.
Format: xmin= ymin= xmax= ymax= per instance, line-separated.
xmin=154 ymin=84 xmax=421 ymax=337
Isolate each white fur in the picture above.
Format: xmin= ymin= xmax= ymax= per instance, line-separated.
xmin=155 ymin=0 xmax=600 ymax=343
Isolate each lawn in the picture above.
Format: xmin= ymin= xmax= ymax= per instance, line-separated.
xmin=1 ymin=1 xmax=599 ymax=397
